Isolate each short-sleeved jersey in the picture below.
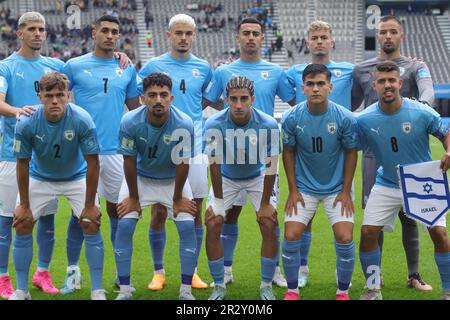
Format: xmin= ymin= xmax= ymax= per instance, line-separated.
xmin=0 ymin=53 xmax=64 ymax=161
xmin=357 ymin=98 xmax=448 ymax=189
xmin=137 ymin=53 xmax=212 ymax=154
xmin=203 ymin=108 xmax=280 ymax=180
xmin=14 ymin=103 xmax=99 ymax=182
xmin=282 ymin=101 xmax=357 ymax=195
xmin=352 ymin=56 xmax=434 ymax=109
xmin=286 ymin=60 xmax=354 ymax=109
xmin=63 ymin=53 xmax=138 ymax=155
xmin=204 ymin=59 xmax=295 ymax=116
xmin=118 ymin=105 xmax=194 ymax=179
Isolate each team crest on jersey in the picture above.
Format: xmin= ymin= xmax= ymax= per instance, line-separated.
xmin=192 ymin=68 xmax=200 ymax=78
xmin=64 ymin=130 xmax=75 ymax=141
xmin=402 ymin=122 xmax=412 ymax=134
xmin=327 ymin=123 xmax=337 ymax=134
xmin=43 ymin=67 xmax=52 ymax=74
xmin=163 ymin=134 xmax=172 ymax=144
xmin=334 ymin=69 xmax=342 ymax=78
xmin=121 ymin=137 xmax=134 ymax=150
xmin=399 ymin=67 xmax=406 ymax=76
xmin=115 ymin=67 xmax=123 ymax=77
xmin=261 ymin=71 xmax=269 ymax=80
xmin=249 ymin=134 xmax=257 ymax=145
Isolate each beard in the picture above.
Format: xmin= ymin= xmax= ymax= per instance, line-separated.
xmin=382 ymin=45 xmax=396 ymax=55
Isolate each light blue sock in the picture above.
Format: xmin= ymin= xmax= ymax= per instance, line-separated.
xmin=195 ymin=225 xmax=204 ymax=268
xmin=359 ymin=247 xmax=381 ymax=288
xmin=36 ymin=215 xmax=55 ymax=269
xmin=175 ymin=220 xmax=196 ymax=285
xmin=222 ymin=223 xmax=238 ymax=267
xmin=261 ymin=256 xmax=277 ymax=284
xmin=149 ymin=227 xmax=166 ymax=271
xmin=335 ymin=240 xmax=355 ymax=291
xmin=299 ymin=231 xmax=312 ymax=266
xmin=435 ymin=252 xmax=450 ymax=291
xmin=0 ymin=216 xmax=13 ymax=274
xmin=208 ymin=257 xmax=224 ymax=286
xmin=282 ymin=239 xmax=301 ymax=289
xmin=114 ymin=218 xmax=137 ymax=285
xmin=13 ymin=234 xmax=33 ymax=291
xmin=84 ymin=232 xmax=104 ymax=290
xmin=109 ymin=216 xmax=118 ymax=249
xmin=66 ymin=213 xmax=83 ymax=266
xmin=275 ymin=225 xmax=281 ymax=267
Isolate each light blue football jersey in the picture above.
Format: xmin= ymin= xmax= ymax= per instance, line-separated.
xmin=118 ymin=105 xmax=194 ymax=179
xmin=203 ymin=108 xmax=280 ymax=180
xmin=282 ymin=101 xmax=357 ymax=195
xmin=14 ymin=103 xmax=99 ymax=182
xmin=137 ymin=53 xmax=212 ymax=154
xmin=0 ymin=53 xmax=64 ymax=161
xmin=357 ymin=98 xmax=449 ymax=189
xmin=286 ymin=60 xmax=354 ymax=109
xmin=63 ymin=53 xmax=138 ymax=155
xmin=204 ymin=59 xmax=295 ymax=116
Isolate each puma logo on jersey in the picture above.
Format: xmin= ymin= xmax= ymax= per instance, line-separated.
xmin=296 ymin=125 xmax=306 ymax=133
xmin=16 ymin=72 xmax=24 ymax=79
xmin=35 ymin=134 xmax=45 ymax=142
xmin=83 ymin=70 xmax=92 ymax=77
xmin=370 ymin=127 xmax=380 ymax=135
xmin=139 ymin=137 xmax=147 ymax=143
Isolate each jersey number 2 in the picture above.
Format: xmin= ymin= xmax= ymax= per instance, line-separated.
xmin=53 ymin=144 xmax=62 ymax=158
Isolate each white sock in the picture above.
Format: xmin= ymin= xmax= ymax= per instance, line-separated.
xmin=180 ymin=284 xmax=192 ymax=293
xmin=275 ymin=266 xmax=281 ymax=273
xmin=336 ymin=289 xmax=348 ymax=294
xmin=260 ymin=281 xmax=272 ymax=288
xmin=288 ymin=288 xmax=299 ymax=294
xmin=37 ymin=267 xmax=48 ymax=272
xmin=224 ymin=266 xmax=232 ymax=274
xmin=154 ymin=269 xmax=165 ymax=275
xmin=194 ymin=267 xmax=198 ymax=274
xmin=0 ymin=272 xmax=9 ymax=277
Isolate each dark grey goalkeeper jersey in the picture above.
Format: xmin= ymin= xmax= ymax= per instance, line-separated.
xmin=351 ymin=55 xmax=434 ymax=111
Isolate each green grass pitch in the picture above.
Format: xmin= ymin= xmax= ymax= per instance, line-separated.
xmin=5 ymin=137 xmax=449 ymax=300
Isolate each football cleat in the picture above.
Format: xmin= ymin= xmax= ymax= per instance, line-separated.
xmin=0 ymin=275 xmax=14 ymax=299
xmin=32 ymin=270 xmax=59 ymax=294
xmin=60 ymin=266 xmax=82 ymax=295
xmin=91 ymin=289 xmax=107 ymax=300
xmin=272 ymin=267 xmax=287 ymax=288
xmin=208 ymin=285 xmax=226 ymax=300
xmin=283 ymin=291 xmax=300 ymax=300
xmin=359 ymin=288 xmax=382 ymax=300
xmin=260 ymin=286 xmax=276 ymax=300
xmin=179 ymin=290 xmax=196 ymax=300
xmin=148 ymin=273 xmax=166 ymax=291
xmin=407 ymin=272 xmax=432 ymax=292
xmin=9 ymin=290 xmax=31 ymax=300
xmin=192 ymin=273 xmax=208 ymax=289
xmin=210 ymin=271 xmax=233 ymax=288
xmin=336 ymin=293 xmax=350 ymax=300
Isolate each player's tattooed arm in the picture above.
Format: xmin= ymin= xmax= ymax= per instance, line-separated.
xmin=125 ymin=96 xmax=141 ymax=111
xmin=333 ymin=148 xmax=357 ymax=218
xmin=13 ymin=158 xmax=33 ymax=230
xmin=283 ymin=146 xmax=305 ymax=216
xmin=202 ymin=97 xmax=224 ymax=111
xmin=117 ymin=155 xmax=141 ymax=218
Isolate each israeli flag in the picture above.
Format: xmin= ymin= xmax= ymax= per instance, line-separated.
xmin=398 ymin=160 xmax=450 ymax=227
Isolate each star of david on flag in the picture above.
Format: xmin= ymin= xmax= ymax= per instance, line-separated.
xmin=398 ymin=160 xmax=450 ymax=227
